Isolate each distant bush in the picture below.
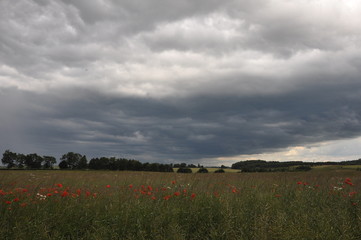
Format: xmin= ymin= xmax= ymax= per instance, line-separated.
xmin=177 ymin=167 xmax=192 ymax=173
xmin=214 ymin=169 xmax=225 ymax=173
xmin=295 ymin=165 xmax=312 ymax=171
xmin=197 ymin=168 xmax=208 ymax=173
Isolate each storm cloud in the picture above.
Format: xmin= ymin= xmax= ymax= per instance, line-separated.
xmin=1 ymin=0 xmax=361 ymax=163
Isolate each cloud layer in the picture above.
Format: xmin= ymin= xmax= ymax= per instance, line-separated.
xmin=1 ymin=0 xmax=361 ymax=163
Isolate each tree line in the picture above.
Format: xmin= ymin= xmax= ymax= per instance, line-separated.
xmin=231 ymin=159 xmax=361 ymax=172
xmin=0 ymin=150 xmax=173 ymax=172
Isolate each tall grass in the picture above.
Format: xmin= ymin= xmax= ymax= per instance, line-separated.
xmin=1 ymin=170 xmax=360 ymax=239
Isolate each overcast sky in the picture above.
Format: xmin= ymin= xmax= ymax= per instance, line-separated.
xmin=1 ymin=0 xmax=361 ymax=165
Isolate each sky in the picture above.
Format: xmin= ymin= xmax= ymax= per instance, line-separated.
xmin=1 ymin=0 xmax=361 ymax=166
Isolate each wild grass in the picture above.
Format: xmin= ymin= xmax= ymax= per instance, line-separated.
xmin=1 ymin=170 xmax=360 ymax=239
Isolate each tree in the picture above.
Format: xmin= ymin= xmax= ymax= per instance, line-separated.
xmin=60 ymin=152 xmax=86 ymax=170
xmin=25 ymin=153 xmax=43 ymax=169
xmin=43 ymin=156 xmax=56 ymax=169
xmin=16 ymin=153 xmax=26 ymax=169
xmin=214 ymin=169 xmax=225 ymax=173
xmin=1 ymin=150 xmax=17 ymax=168
xmin=77 ymin=156 xmax=88 ymax=169
xmin=59 ymin=160 xmax=69 ymax=169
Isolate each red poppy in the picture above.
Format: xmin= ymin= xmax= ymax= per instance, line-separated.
xmin=13 ymin=198 xmax=20 ymax=202
xmin=5 ymin=201 xmax=11 ymax=204
xmin=147 ymin=185 xmax=153 ymax=191
xmin=61 ymin=191 xmax=69 ymax=197
xmin=106 ymin=185 xmax=111 ymax=188
xmin=129 ymin=184 xmax=133 ymax=189
xmin=163 ymin=195 xmax=171 ymax=200
xmin=47 ymin=193 xmax=52 ymax=197
xmin=297 ymin=181 xmax=303 ymax=185
xmin=174 ymin=192 xmax=181 ymax=196
xmin=275 ymin=194 xmax=281 ymax=198
xmin=171 ymin=180 xmax=176 ymax=184
xmin=349 ymin=191 xmax=357 ymax=197
xmin=190 ymin=193 xmax=196 ymax=199
xmin=151 ymin=196 xmax=156 ymax=200
xmin=56 ymin=184 xmax=63 ymax=188
xmin=232 ymin=188 xmax=237 ymax=193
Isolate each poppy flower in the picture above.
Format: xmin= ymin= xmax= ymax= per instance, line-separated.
xmin=349 ymin=191 xmax=357 ymax=197
xmin=106 ymin=185 xmax=111 ymax=188
xmin=163 ymin=195 xmax=171 ymax=200
xmin=61 ymin=191 xmax=69 ymax=197
xmin=147 ymin=185 xmax=153 ymax=191
xmin=56 ymin=184 xmax=63 ymax=188
xmin=13 ymin=198 xmax=20 ymax=202
xmin=174 ymin=192 xmax=181 ymax=196
xmin=190 ymin=193 xmax=196 ymax=199
xmin=129 ymin=184 xmax=133 ymax=189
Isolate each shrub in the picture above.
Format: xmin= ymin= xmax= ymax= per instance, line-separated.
xmin=214 ymin=169 xmax=225 ymax=173
xmin=177 ymin=167 xmax=192 ymax=173
xmin=197 ymin=168 xmax=208 ymax=173
xmin=294 ymin=165 xmax=312 ymax=171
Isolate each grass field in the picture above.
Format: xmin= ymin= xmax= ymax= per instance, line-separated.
xmin=1 ymin=169 xmax=360 ymax=239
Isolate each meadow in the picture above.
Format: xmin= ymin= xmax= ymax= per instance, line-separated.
xmin=0 ymin=169 xmax=360 ymax=240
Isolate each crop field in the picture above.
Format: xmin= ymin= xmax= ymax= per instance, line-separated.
xmin=1 ymin=169 xmax=360 ymax=240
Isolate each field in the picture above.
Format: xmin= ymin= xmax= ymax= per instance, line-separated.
xmin=1 ymin=169 xmax=360 ymax=240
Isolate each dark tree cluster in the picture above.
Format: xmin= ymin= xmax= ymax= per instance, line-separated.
xmin=88 ymin=157 xmax=173 ymax=172
xmin=231 ymin=160 xmax=310 ymax=172
xmin=1 ymin=150 xmax=173 ymax=172
xmin=1 ymin=150 xmax=56 ymax=169
xmin=231 ymin=159 xmax=361 ymax=172
xmin=173 ymin=163 xmax=203 ymax=168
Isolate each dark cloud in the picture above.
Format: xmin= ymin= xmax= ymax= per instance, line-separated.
xmin=1 ymin=78 xmax=361 ymax=162
xmin=1 ymin=0 xmax=361 ymax=163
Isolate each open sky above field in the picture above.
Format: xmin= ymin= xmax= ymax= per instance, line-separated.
xmin=1 ymin=0 xmax=361 ymax=165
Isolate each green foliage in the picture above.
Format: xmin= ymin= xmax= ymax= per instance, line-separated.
xmin=197 ymin=167 xmax=209 ymax=173
xmin=214 ymin=168 xmax=225 ymax=173
xmin=1 ymin=150 xmax=17 ymax=168
xmin=60 ymin=152 xmax=87 ymax=170
xmin=177 ymin=167 xmax=192 ymax=173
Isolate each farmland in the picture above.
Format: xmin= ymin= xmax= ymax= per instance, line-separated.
xmin=1 ymin=169 xmax=360 ymax=239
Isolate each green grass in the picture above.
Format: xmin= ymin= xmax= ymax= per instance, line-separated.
xmin=1 ymin=170 xmax=360 ymax=239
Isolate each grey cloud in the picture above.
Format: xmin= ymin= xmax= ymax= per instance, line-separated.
xmin=1 ymin=78 xmax=361 ymax=162
xmin=1 ymin=0 xmax=361 ymax=163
